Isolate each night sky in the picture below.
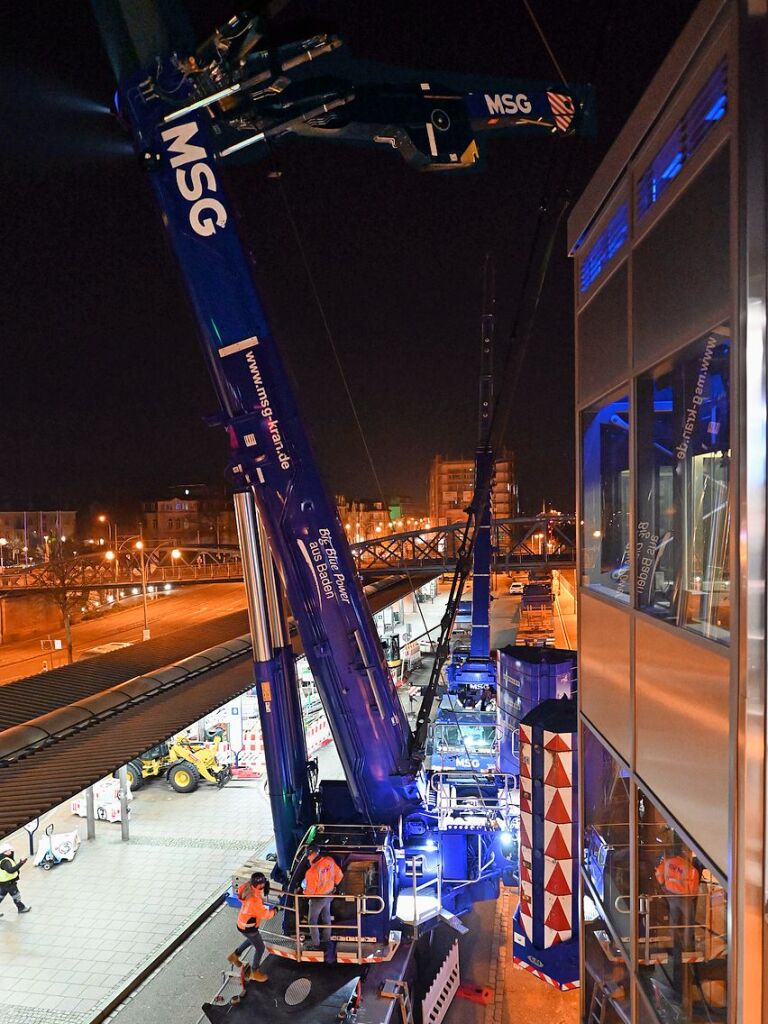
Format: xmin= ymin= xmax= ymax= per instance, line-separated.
xmin=2 ymin=1 xmax=697 ymax=520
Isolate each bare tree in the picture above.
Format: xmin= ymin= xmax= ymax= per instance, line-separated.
xmin=40 ymin=558 xmax=95 ymax=664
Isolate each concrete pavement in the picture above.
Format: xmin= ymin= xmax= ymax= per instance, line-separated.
xmin=0 ymin=774 xmax=272 ymax=1024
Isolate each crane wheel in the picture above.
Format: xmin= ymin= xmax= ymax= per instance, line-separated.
xmin=169 ymin=761 xmax=200 ymax=793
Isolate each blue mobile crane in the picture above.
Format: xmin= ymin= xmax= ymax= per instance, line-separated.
xmin=92 ymin=4 xmax=594 ymax=1020
xmin=427 ymin=260 xmax=499 ymax=774
xmin=444 ymin=258 xmax=498 ymax=702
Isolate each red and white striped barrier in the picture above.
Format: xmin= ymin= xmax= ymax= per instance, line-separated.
xmin=229 ymin=714 xmax=333 ymax=778
xmin=306 ymin=714 xmax=332 ymax=755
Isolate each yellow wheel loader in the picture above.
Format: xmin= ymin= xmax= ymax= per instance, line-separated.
xmin=123 ymin=736 xmax=231 ymax=794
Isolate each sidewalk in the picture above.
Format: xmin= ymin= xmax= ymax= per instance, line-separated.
xmin=0 ymin=776 xmax=272 ymax=1024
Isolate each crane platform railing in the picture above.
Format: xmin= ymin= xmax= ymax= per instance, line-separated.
xmin=260 ymin=891 xmax=393 ymax=964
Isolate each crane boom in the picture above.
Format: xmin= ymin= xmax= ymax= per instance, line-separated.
xmin=120 ymin=79 xmax=420 ymax=825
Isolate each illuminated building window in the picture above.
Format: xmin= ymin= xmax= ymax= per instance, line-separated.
xmin=636 ymin=61 xmax=727 ymax=221
xmin=581 ymin=392 xmax=630 ymax=601
xmin=636 ymin=325 xmax=731 ymax=642
xmin=579 ymin=204 xmax=629 ymax=294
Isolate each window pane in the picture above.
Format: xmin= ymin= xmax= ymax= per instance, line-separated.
xmin=582 ymin=394 xmax=630 ymax=600
xmin=633 ymin=146 xmax=730 ymax=368
xmin=637 ymin=790 xmax=728 ymax=1023
xmin=636 ymin=326 xmax=731 ymax=642
xmin=582 ymin=728 xmax=631 ymax=954
xmin=583 ymin=892 xmax=631 ymax=1024
xmin=578 ymin=263 xmax=628 ymax=405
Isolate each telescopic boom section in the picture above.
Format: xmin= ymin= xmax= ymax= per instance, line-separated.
xmin=122 ymin=73 xmax=419 ymax=825
xmin=469 ymin=261 xmax=495 ymax=661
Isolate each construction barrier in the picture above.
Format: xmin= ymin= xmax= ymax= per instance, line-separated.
xmin=230 ymin=713 xmax=333 ymax=778
xmin=306 ymin=714 xmax=332 ymax=755
xmin=456 ymin=983 xmax=493 ymax=1005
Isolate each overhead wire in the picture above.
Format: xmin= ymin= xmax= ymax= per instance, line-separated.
xmin=521 ymin=0 xmax=569 ymax=87
xmin=411 ymin=140 xmax=559 ymax=756
xmin=265 ymin=144 xmax=436 ymax=676
xmin=412 ymin=1 xmax=613 ymax=759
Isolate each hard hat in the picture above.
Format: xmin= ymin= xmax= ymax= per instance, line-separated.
xmin=0 ymin=843 xmax=12 ymax=854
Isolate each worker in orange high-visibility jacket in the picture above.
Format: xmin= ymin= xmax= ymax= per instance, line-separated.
xmin=655 ymin=854 xmax=701 ymax=955
xmin=228 ymin=872 xmax=275 ymax=982
xmin=301 ymin=846 xmax=343 ymax=949
xmin=655 ymin=854 xmax=700 ymax=895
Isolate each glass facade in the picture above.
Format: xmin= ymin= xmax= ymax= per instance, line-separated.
xmin=636 ymin=328 xmax=731 ymax=642
xmin=582 ymin=727 xmax=631 ymax=953
xmin=581 ymin=728 xmax=728 ymax=1024
xmin=636 ymin=788 xmax=728 ymax=1023
xmin=570 ymin=6 xmax=768 ymax=1019
xmin=584 ymin=893 xmax=631 ymax=1024
xmin=581 ymin=394 xmax=630 ymax=601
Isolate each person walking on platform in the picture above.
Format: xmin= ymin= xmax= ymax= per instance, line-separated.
xmin=0 ymin=844 xmax=31 ymax=916
xmin=302 ymin=846 xmax=343 ymax=949
xmin=228 ymin=872 xmax=274 ymax=982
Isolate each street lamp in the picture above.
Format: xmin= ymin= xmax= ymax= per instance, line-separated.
xmin=97 ymin=514 xmax=116 ymax=550
xmin=0 ymin=538 xmax=7 ymax=568
xmin=104 ymin=547 xmax=120 ymax=601
xmin=135 ymin=540 xmax=150 ymax=641
xmin=171 ymin=548 xmax=182 ymax=580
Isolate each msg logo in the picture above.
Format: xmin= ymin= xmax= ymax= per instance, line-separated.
xmin=160 ymin=122 xmax=228 ymax=237
xmin=484 ymin=93 xmax=532 ymax=116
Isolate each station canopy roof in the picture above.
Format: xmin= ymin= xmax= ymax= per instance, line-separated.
xmin=0 ymin=573 xmax=431 ymax=840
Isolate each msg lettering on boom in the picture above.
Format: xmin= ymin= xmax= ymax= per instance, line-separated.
xmin=160 ymin=121 xmax=228 ymax=237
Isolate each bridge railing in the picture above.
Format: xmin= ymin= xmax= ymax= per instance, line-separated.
xmin=0 ymin=516 xmax=575 ymax=592
xmin=0 ymin=546 xmax=244 ymax=593
xmin=350 ymin=515 xmax=575 ymax=575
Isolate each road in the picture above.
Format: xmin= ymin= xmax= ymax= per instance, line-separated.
xmin=0 ymin=583 xmax=246 ymax=685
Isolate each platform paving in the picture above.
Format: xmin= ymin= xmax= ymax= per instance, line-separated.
xmin=0 ymin=776 xmax=273 ymax=1024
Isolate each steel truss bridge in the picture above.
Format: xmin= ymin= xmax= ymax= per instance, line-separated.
xmin=0 ymin=545 xmax=243 ymax=595
xmin=0 ymin=516 xmax=574 ymax=594
xmin=349 ymin=515 xmax=575 ymax=576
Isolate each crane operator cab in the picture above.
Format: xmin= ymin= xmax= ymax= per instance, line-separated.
xmin=260 ymin=826 xmax=400 ymax=965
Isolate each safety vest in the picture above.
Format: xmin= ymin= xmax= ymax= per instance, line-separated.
xmin=236 ymin=883 xmax=274 ymax=930
xmin=655 ymin=855 xmax=700 ymax=896
xmin=0 ymin=857 xmax=20 ymax=884
xmin=304 ymin=856 xmax=343 ymax=896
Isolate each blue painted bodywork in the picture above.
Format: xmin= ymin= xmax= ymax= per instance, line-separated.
xmin=427 ymin=696 xmax=497 ymax=771
xmin=120 ymin=66 xmax=420 ymax=832
xmin=497 ymin=645 xmax=576 ymax=775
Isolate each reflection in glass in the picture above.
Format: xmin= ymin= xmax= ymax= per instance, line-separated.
xmin=584 ymin=893 xmax=631 ymax=1024
xmin=637 ymin=790 xmax=728 ymax=1023
xmin=582 ymin=728 xmax=631 ymax=953
xmin=582 ymin=394 xmax=630 ymax=600
xmin=636 ymin=326 xmax=730 ymax=642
